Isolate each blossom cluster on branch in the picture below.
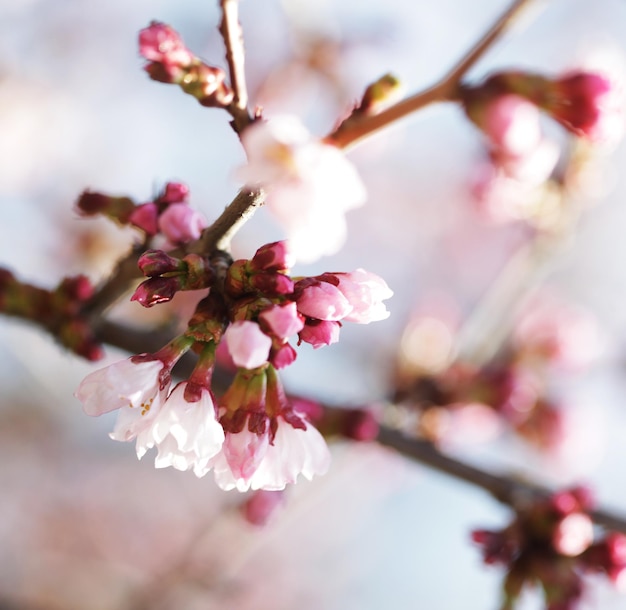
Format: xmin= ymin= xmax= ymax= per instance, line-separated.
xmin=473 ymin=487 xmax=626 ymax=610
xmin=75 ymin=239 xmax=392 ymax=492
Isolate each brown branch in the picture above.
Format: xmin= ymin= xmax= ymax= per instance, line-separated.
xmin=219 ymin=0 xmax=252 ymax=133
xmin=328 ymin=0 xmax=539 ymax=149
xmin=376 ymin=426 xmax=626 ymax=534
xmin=189 ymin=188 xmax=264 ymax=254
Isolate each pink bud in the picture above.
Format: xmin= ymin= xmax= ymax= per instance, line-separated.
xmin=139 ymin=22 xmax=194 ymax=67
xmin=242 ymin=490 xmax=286 ymax=526
xmin=158 ymin=181 xmax=189 ymax=205
xmin=249 ymin=271 xmax=295 ymax=296
xmin=332 ymin=269 xmax=393 ymax=324
xmin=550 ymin=70 xmax=624 ymax=143
xmin=224 ymin=321 xmax=272 ymax=369
xmin=137 ymin=249 xmax=184 ymax=277
xmin=296 ymin=281 xmax=353 ymax=321
xmin=131 ymin=277 xmax=179 ymax=307
xmin=129 ymin=202 xmax=159 ymax=235
xmin=552 ymin=513 xmax=594 ymax=557
xmin=259 ymin=302 xmax=304 ymax=340
xmin=298 ymin=319 xmax=341 ymax=348
xmin=251 ymin=241 xmax=295 ymax=272
xmin=158 ymin=203 xmax=207 ymax=244
xmin=270 ymin=343 xmax=297 ymax=369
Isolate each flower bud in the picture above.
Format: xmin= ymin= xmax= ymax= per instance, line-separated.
xmin=358 ymin=73 xmax=403 ymax=115
xmin=137 ymin=249 xmax=185 ymax=277
xmin=298 ymin=319 xmax=341 ymax=348
xmin=225 ymin=321 xmax=272 ymax=369
xmin=157 ymin=181 xmax=189 ymax=205
xmin=76 ymin=191 xmax=135 ymax=224
xmin=131 ymin=276 xmax=181 ymax=307
xmin=251 ymin=241 xmax=295 ymax=272
xmin=128 ymin=202 xmax=159 ymax=235
xmin=158 ymin=203 xmax=207 ymax=244
xmin=139 ymin=22 xmax=194 ymax=68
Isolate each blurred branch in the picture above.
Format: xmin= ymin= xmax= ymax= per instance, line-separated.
xmin=376 ymin=426 xmax=626 ymax=534
xmin=328 ymin=0 xmax=539 ymax=149
xmin=81 ymin=244 xmax=146 ymax=323
xmin=219 ymin=0 xmax=253 ymax=133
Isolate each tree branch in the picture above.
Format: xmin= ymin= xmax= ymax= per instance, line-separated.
xmin=219 ymin=0 xmax=252 ymax=133
xmin=327 ymin=0 xmax=539 ymax=149
xmin=189 ymin=188 xmax=264 ymax=254
xmin=376 ymin=426 xmax=626 ymax=534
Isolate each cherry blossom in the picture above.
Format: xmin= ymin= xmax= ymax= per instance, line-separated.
xmin=139 ymin=382 xmax=225 ymax=477
xmin=237 ymin=115 xmax=366 ymax=262
xmin=212 ymin=416 xmax=331 ymax=492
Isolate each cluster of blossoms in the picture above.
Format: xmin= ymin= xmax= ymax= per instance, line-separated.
xmin=394 ymin=295 xmax=600 ymax=450
xmin=138 ymin=22 xmax=367 ymax=264
xmin=0 ymin=269 xmax=101 ymax=360
xmin=77 ymin=181 xmax=208 ymax=246
xmin=139 ymin=22 xmax=234 ymax=108
xmin=472 ymin=487 xmax=626 ymax=610
xmin=75 ymin=240 xmax=392 ymax=491
xmin=462 ymin=67 xmax=624 ymax=224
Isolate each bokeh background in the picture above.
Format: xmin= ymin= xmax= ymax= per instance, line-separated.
xmin=1 ymin=0 xmax=626 ymax=608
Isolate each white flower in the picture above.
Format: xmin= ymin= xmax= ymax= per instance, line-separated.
xmin=74 ymin=358 xmax=166 ymax=442
xmin=237 ymin=115 xmax=366 ymax=263
xmin=141 ymin=382 xmax=225 ymax=477
xmin=212 ymin=417 xmax=331 ymax=492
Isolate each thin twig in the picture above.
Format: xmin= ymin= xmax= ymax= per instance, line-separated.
xmin=219 ymin=0 xmax=252 ymax=133
xmin=328 ymin=0 xmax=539 ymax=149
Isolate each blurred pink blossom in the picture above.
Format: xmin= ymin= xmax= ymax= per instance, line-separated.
xmin=237 ymin=116 xmax=366 ymax=262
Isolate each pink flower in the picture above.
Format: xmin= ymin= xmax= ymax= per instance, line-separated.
xmin=482 ymin=94 xmax=542 ymax=157
xmin=224 ymin=320 xmax=272 ymax=369
xmin=212 ymin=416 xmax=331 ymax=492
xmin=157 ymin=203 xmax=207 ymax=244
xmin=259 ymin=302 xmax=304 ymax=341
xmin=296 ymin=281 xmax=353 ymax=321
xmin=139 ymin=22 xmax=194 ymax=68
xmin=236 ymin=116 xmax=366 ymax=263
xmin=298 ymin=320 xmax=341 ymax=348
xmin=142 ymin=382 xmax=225 ymax=477
xmin=332 ymin=269 xmax=393 ymax=324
